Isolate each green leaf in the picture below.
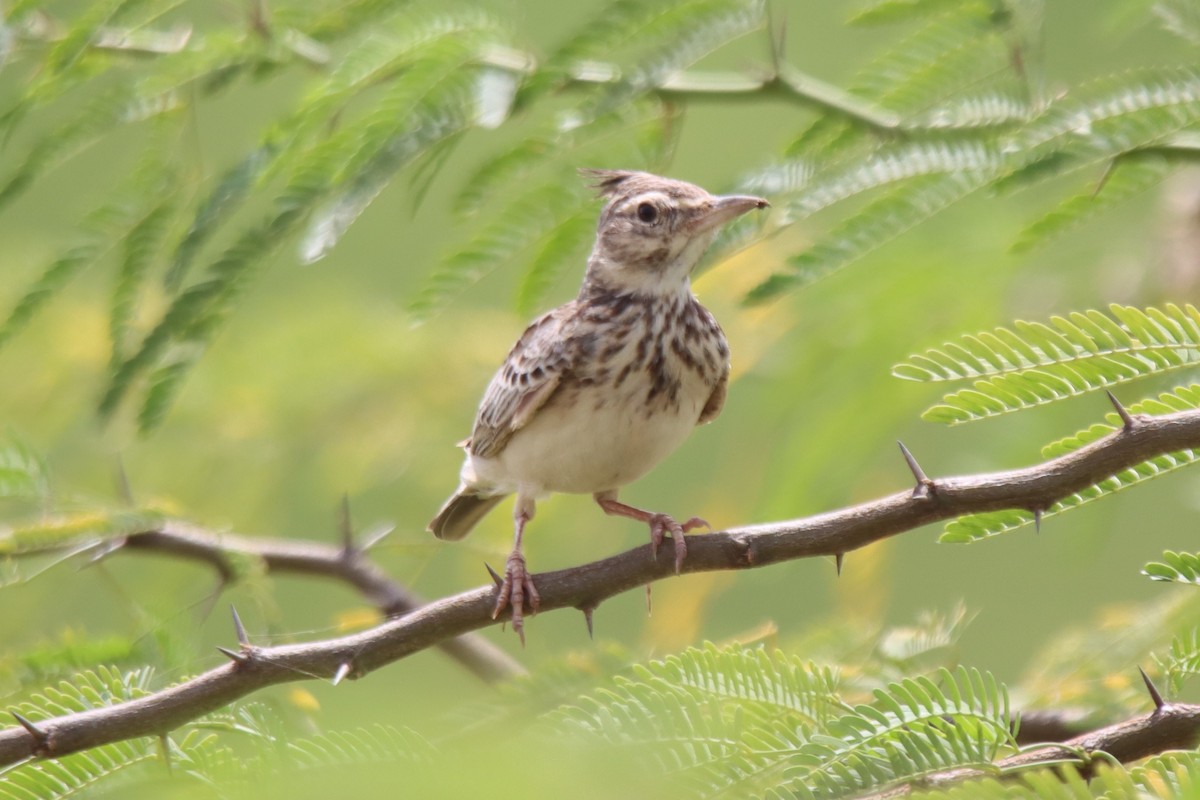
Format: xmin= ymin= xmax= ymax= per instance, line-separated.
xmin=1156 ymin=0 xmax=1200 ymax=45
xmin=0 ymin=435 xmax=50 ymax=501
xmin=1011 ymin=153 xmax=1173 ymax=252
xmin=0 ymin=508 xmax=165 ymax=558
xmin=895 ymin=305 xmax=1200 ymax=424
xmin=941 ymin=384 xmax=1200 ymax=542
xmin=166 ymin=145 xmax=275 ymax=292
xmin=748 ymin=169 xmax=992 ymax=301
xmin=1143 ymin=550 xmax=1200 ymax=585
xmin=848 ymin=0 xmax=980 ymax=26
xmin=110 ymin=200 xmax=176 ymax=365
xmin=1019 ymin=66 xmax=1200 ymax=162
xmin=410 ymin=182 xmax=589 ymax=322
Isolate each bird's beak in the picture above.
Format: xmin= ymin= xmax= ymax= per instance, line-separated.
xmin=691 ymin=194 xmax=770 ymax=234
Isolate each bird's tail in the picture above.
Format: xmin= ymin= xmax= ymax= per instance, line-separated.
xmin=428 ymin=489 xmax=506 ymax=541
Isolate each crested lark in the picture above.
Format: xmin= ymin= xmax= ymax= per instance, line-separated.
xmin=429 ymin=169 xmax=768 ymax=642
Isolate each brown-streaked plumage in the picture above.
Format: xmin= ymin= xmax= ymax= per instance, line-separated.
xmin=429 ymin=169 xmax=769 ymax=642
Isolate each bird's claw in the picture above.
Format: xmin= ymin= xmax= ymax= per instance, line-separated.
xmin=648 ymin=513 xmax=703 ymax=574
xmin=491 ymin=551 xmax=540 ymax=645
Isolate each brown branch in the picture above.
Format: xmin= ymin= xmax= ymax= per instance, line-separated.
xmin=111 ymin=522 xmax=525 ymax=685
xmin=3 ymin=404 xmax=1200 ymax=766
xmin=865 ymin=697 xmax=1200 ymax=799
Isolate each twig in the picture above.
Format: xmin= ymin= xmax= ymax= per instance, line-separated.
xmin=117 ymin=522 xmax=525 ymax=685
xmin=863 ymin=671 xmax=1200 ymax=798
xmin=3 ymin=405 xmax=1200 ymax=765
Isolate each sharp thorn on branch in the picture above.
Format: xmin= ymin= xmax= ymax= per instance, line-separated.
xmin=216 ymin=646 xmax=247 ymax=664
xmin=332 ymin=661 xmax=353 ymax=686
xmin=230 ymin=604 xmax=250 ymax=646
xmin=1139 ymin=666 xmax=1166 ymax=711
xmin=339 ymin=493 xmax=356 ymax=557
xmin=158 ymin=732 xmax=172 ymax=773
xmin=1106 ymin=389 xmax=1136 ymax=432
xmin=10 ymin=710 xmax=48 ymax=745
xmin=582 ymin=605 xmax=595 ymax=639
xmin=835 ymin=552 xmax=845 ymax=576
xmin=645 ymin=584 xmax=652 ymax=617
xmin=1033 ymin=508 xmax=1043 ymax=534
xmin=359 ymin=521 xmax=396 ymax=551
xmin=897 ymin=441 xmax=934 ymax=497
xmin=79 ymin=537 xmax=126 ymax=569
xmin=484 ymin=562 xmax=503 ymax=587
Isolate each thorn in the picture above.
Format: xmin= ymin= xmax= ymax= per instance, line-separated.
xmin=484 ymin=562 xmax=503 ymax=587
xmin=79 ymin=537 xmax=126 ymax=569
xmin=114 ymin=456 xmax=133 ymax=506
xmin=1139 ymin=666 xmax=1166 ymax=711
xmin=10 ymin=710 xmax=47 ymax=746
xmin=1033 ymin=508 xmax=1042 ymax=534
xmin=332 ymin=661 xmax=353 ymax=686
xmin=230 ymin=604 xmax=249 ymax=647
xmin=582 ymin=606 xmax=595 ymax=639
xmin=338 ymin=494 xmax=355 ymax=557
xmin=835 ymin=553 xmax=844 ymax=576
xmin=216 ymin=646 xmax=247 ymax=664
xmin=645 ymin=584 xmax=652 ymax=616
xmin=1106 ymin=390 xmax=1136 ymax=432
xmin=897 ymin=441 xmax=934 ymax=498
xmin=158 ymin=732 xmax=172 ymax=773
xmin=359 ymin=521 xmax=396 ymax=551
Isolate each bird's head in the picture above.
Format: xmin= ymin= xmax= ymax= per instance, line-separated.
xmin=580 ymin=169 xmax=769 ymax=297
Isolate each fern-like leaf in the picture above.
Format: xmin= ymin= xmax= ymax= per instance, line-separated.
xmin=110 ymin=199 xmax=176 ymax=364
xmin=1130 ymin=750 xmax=1200 ymax=796
xmin=165 ymin=145 xmax=275 ymax=292
xmin=1019 ymin=67 xmax=1200 ymax=162
xmin=0 ymin=434 xmax=50 ymax=502
xmin=748 ymin=169 xmax=993 ymax=301
xmin=1153 ymin=627 xmax=1200 ymax=696
xmin=848 ymin=0 xmax=978 ymax=26
xmin=1143 ymin=550 xmax=1200 ymax=585
xmin=1011 ymin=152 xmax=1174 ymax=252
xmin=0 ymin=508 xmax=165 ymax=558
xmin=941 ymin=384 xmax=1200 ymax=542
xmin=288 ymin=725 xmax=437 ymax=767
xmin=410 ymin=182 xmax=589 ymax=322
xmin=1156 ymin=0 xmax=1200 ymax=45
xmin=895 ymin=305 xmax=1200 ymax=424
xmin=635 ymin=643 xmax=848 ymax=727
xmin=783 ymin=667 xmax=1012 ymax=799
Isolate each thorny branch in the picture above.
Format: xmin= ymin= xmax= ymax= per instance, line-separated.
xmin=116 ymin=521 xmax=525 ymax=684
xmin=864 ymin=671 xmax=1200 ymax=798
xmin=3 ymin=402 xmax=1200 ymax=770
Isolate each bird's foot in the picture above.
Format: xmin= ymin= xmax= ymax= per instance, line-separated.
xmin=647 ymin=514 xmax=709 ymax=574
xmin=491 ymin=550 xmax=540 ymax=645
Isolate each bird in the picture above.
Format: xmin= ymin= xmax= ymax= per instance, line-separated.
xmin=428 ymin=169 xmax=769 ymax=642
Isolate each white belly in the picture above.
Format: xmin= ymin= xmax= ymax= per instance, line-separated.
xmin=466 ymin=373 xmax=710 ymax=497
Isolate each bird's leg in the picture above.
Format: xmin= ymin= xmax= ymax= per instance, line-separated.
xmin=593 ymin=491 xmax=709 ymax=574
xmin=492 ymin=498 xmax=540 ymax=645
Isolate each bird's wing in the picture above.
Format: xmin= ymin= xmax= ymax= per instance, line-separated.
xmin=468 ymin=308 xmax=573 ymax=458
xmin=697 ymin=364 xmax=729 ymax=425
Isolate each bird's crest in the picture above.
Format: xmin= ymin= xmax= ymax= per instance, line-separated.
xmin=580 ymin=168 xmax=645 ymax=199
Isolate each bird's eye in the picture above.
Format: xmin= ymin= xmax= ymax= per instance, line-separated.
xmin=636 ymin=202 xmax=658 ymax=223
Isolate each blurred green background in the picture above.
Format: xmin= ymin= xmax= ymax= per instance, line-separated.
xmin=1 ymin=0 xmax=1199 ymax=792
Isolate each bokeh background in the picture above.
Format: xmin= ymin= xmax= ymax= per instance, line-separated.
xmin=1 ymin=0 xmax=1199 ymax=793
